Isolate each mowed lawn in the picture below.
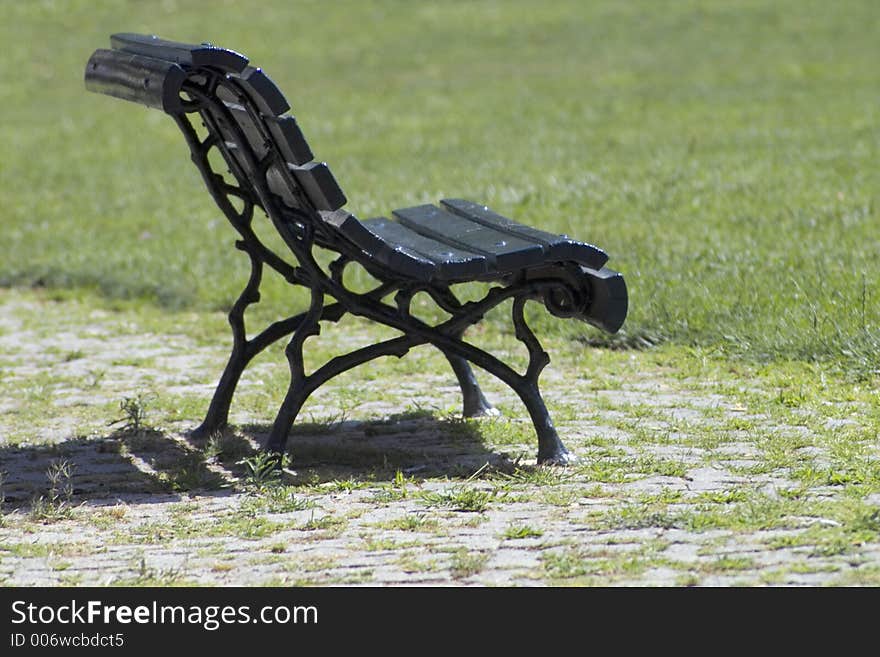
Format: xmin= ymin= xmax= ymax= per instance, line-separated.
xmin=2 ymin=0 xmax=879 ymax=369
xmin=3 ymin=1 xmax=880 ymax=588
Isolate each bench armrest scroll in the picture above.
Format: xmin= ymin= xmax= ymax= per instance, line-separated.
xmin=581 ymin=266 xmax=628 ymax=334
xmin=85 ymin=49 xmax=186 ymax=113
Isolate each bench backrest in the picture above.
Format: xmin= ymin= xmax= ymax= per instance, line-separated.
xmin=86 ymin=33 xmax=347 ymax=228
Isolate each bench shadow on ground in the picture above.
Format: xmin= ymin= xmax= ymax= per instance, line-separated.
xmin=234 ymin=410 xmax=522 ymax=484
xmin=0 ymin=428 xmax=217 ymax=511
xmin=0 ymin=411 xmax=522 ymax=511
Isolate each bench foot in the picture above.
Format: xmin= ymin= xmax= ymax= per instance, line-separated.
xmin=537 ymin=446 xmax=578 ymax=466
xmin=188 ymin=421 xmax=224 ymax=441
xmin=515 ymin=381 xmax=576 ymax=466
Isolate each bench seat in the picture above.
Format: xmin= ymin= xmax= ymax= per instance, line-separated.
xmin=325 ymin=199 xmax=608 ymax=283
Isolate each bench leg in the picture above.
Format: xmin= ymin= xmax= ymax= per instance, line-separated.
xmin=189 ymin=244 xmax=264 ymax=440
xmin=514 ymin=380 xmax=575 ymax=465
xmin=445 ymin=353 xmax=496 ymax=417
xmin=509 ymin=296 xmax=576 ymax=465
xmin=190 ymin=257 xmax=350 ymax=441
xmin=442 ymin=324 xmax=572 ymax=463
xmin=264 ymin=287 xmax=324 ymax=454
xmin=189 ymin=348 xmax=247 ymax=439
xmin=265 ymin=380 xmax=310 ymax=454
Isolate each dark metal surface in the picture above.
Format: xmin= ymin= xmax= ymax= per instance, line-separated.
xmin=84 ymin=33 xmax=629 ymax=464
xmin=85 ymin=49 xmax=187 ymax=112
xmin=235 ymin=66 xmax=290 ymax=115
xmin=110 ymin=33 xmax=249 ymax=73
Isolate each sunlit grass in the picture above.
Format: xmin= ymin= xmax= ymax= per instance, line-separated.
xmin=2 ymin=1 xmax=879 ymax=372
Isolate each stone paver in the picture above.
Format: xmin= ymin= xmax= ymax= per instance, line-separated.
xmin=0 ymin=291 xmax=877 ymax=586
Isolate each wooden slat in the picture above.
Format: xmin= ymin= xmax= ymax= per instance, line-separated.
xmin=223 ymin=104 xmax=269 ymax=162
xmin=265 ymin=115 xmax=314 ymax=165
xmin=393 ymin=204 xmax=544 ymax=272
xmin=233 ymin=66 xmax=290 ymax=116
xmin=110 ymin=33 xmax=249 ymax=73
xmin=357 ymin=218 xmax=488 ymax=280
xmin=213 ymin=108 xmax=339 ymax=212
xmin=440 ymin=198 xmax=608 ymax=270
xmin=326 ymin=200 xmax=613 ymax=282
xmin=321 ymin=212 xmax=436 ymax=281
xmin=266 ymin=165 xmax=301 ymax=209
xmin=225 ymin=106 xmax=313 ymax=166
xmin=291 ymin=162 xmax=346 ymax=211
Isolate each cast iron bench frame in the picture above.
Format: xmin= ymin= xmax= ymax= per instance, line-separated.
xmin=84 ymin=34 xmax=628 ymax=464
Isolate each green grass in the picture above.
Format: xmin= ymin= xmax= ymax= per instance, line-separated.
xmin=373 ymin=515 xmax=442 ymax=534
xmin=502 ymin=524 xmax=545 ymax=540
xmin=239 ymin=487 xmax=314 ymax=515
xmin=420 ymin=485 xmax=500 ymax=513
xmin=448 ymin=548 xmax=489 ymax=580
xmin=542 ymin=546 xmax=653 ymax=584
xmin=110 ymin=558 xmax=193 ymax=587
xmin=2 ymin=0 xmax=880 ymax=371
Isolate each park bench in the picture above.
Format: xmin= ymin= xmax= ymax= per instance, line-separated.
xmin=84 ymin=34 xmax=628 ymax=465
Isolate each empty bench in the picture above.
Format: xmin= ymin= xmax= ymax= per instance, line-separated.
xmin=84 ymin=34 xmax=628 ymax=465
